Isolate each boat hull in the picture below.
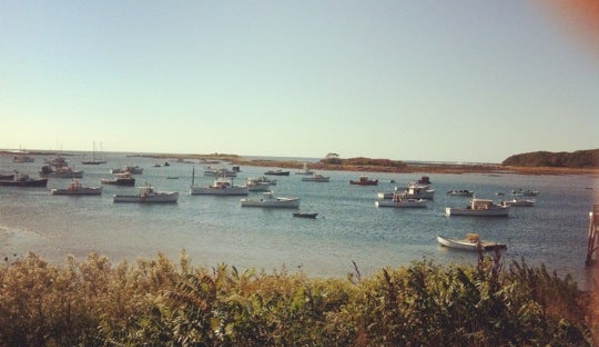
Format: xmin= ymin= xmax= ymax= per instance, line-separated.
xmin=113 ymin=192 xmax=179 ymax=203
xmin=437 ymin=236 xmax=507 ymax=251
xmin=0 ymin=178 xmax=48 ymax=187
xmin=191 ymin=187 xmax=249 ymax=196
xmin=445 ymin=207 xmax=509 ymax=217
xmin=375 ymin=199 xmax=427 ymax=208
xmin=241 ymin=198 xmax=300 ymax=208
xmin=52 ymin=187 xmax=102 ymax=196
xmin=101 ymin=178 xmax=136 ymax=186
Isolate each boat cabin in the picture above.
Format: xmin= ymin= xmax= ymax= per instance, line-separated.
xmin=470 ymin=199 xmax=495 ymax=210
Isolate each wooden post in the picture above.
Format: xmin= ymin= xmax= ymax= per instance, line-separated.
xmin=586 ymin=204 xmax=599 ymax=267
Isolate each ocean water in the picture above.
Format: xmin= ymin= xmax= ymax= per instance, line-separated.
xmin=1 ymin=152 xmax=597 ymax=288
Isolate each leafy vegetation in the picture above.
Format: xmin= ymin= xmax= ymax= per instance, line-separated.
xmin=0 ymin=251 xmax=594 ymax=346
xmin=319 ymin=156 xmax=407 ymax=169
xmin=502 ymin=149 xmax=599 ymax=168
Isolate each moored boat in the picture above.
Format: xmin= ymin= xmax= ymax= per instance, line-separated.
xmin=40 ymin=165 xmax=84 ymax=178
xmin=437 ymin=234 xmax=507 ymax=251
xmin=111 ymin=166 xmax=143 ymax=175
xmin=0 ymin=172 xmax=48 ymax=187
xmin=51 ymin=180 xmax=102 ymax=196
xmin=101 ymin=176 xmax=136 ymax=186
xmin=241 ymin=191 xmax=300 ymax=208
xmin=447 ymin=189 xmax=474 ymax=197
xmin=246 ymin=176 xmax=275 ymax=191
xmin=113 ymin=184 xmax=178 ymax=203
xmin=203 ymin=166 xmax=237 ymax=177
xmin=512 ymin=188 xmax=538 ymax=197
xmin=375 ymin=197 xmax=427 ymax=208
xmin=293 ymin=212 xmax=318 ymax=218
xmin=264 ymin=169 xmax=290 ymax=176
xmin=191 ymin=176 xmax=248 ymax=196
xmin=445 ymin=198 xmax=509 ymax=217
xmin=350 ymin=176 xmax=378 ymax=186
xmin=301 ymin=174 xmax=330 ymax=182
xmin=500 ymin=198 xmax=535 ymax=207
xmin=295 ymin=163 xmax=314 ymax=176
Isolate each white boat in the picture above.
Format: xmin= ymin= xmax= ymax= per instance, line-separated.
xmin=295 ymin=163 xmax=314 ymax=176
xmin=447 ymin=189 xmax=474 ymax=197
xmin=191 ymin=177 xmax=248 ymax=196
xmin=241 ymin=191 xmax=300 ymax=208
xmin=51 ymin=180 xmax=102 ymax=196
xmin=111 ymin=166 xmax=143 ymax=175
xmin=445 ymin=198 xmax=509 ymax=217
xmin=437 ymin=235 xmax=507 ymax=251
xmin=380 ymin=183 xmax=435 ymax=200
xmin=301 ymin=174 xmax=330 ymax=182
xmin=375 ymin=197 xmax=427 ymax=208
xmin=113 ymin=184 xmax=178 ymax=203
xmin=500 ymin=198 xmax=535 ymax=207
xmin=512 ymin=188 xmax=538 ymax=197
xmin=246 ymin=176 xmax=275 ymax=191
xmin=203 ymin=166 xmax=237 ymax=177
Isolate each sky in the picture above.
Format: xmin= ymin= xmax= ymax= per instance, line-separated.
xmin=1 ymin=1 xmax=598 ymax=163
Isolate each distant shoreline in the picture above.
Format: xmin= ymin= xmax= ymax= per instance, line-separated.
xmin=2 ymin=150 xmax=597 ymax=176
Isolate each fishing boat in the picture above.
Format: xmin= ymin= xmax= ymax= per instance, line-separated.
xmin=445 ymin=198 xmax=509 ymax=217
xmin=375 ymin=197 xmax=427 ymax=208
xmin=0 ymin=172 xmax=48 ymax=187
xmin=295 ymin=163 xmax=314 ymax=176
xmin=350 ymin=176 xmax=378 ymax=186
xmin=264 ymin=169 xmax=290 ymax=176
xmin=447 ymin=189 xmax=474 ymax=197
xmin=100 ymin=176 xmax=136 ymax=186
xmin=301 ymin=174 xmax=330 ymax=182
xmin=241 ymin=191 xmax=300 ymax=208
xmin=113 ymin=184 xmax=178 ymax=203
xmin=51 ymin=180 xmax=102 ymax=196
xmin=379 ymin=183 xmax=435 ymax=200
xmin=12 ymin=155 xmax=35 ymax=163
xmin=190 ymin=167 xmax=248 ymax=196
xmin=111 ymin=166 xmax=143 ymax=175
xmin=437 ymin=234 xmax=507 ymax=251
xmin=40 ymin=165 xmax=84 ymax=178
xmin=246 ymin=176 xmax=275 ymax=191
xmin=293 ymin=212 xmax=319 ymax=218
xmin=203 ymin=166 xmax=237 ymax=177
xmin=512 ymin=188 xmax=538 ymax=197
xmin=500 ymin=198 xmax=535 ymax=207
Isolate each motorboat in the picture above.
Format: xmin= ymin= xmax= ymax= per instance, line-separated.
xmin=12 ymin=155 xmax=34 ymax=163
xmin=264 ymin=169 xmax=290 ymax=176
xmin=447 ymin=189 xmax=474 ymax=197
xmin=51 ymin=180 xmax=102 ymax=196
xmin=445 ymin=198 xmax=509 ymax=217
xmin=375 ymin=197 xmax=427 ymax=208
xmin=0 ymin=172 xmax=48 ymax=187
xmin=416 ymin=176 xmax=431 ymax=185
xmin=246 ymin=176 xmax=275 ymax=191
xmin=512 ymin=188 xmax=538 ymax=197
xmin=295 ymin=163 xmax=314 ymax=176
xmin=241 ymin=191 xmax=300 ymax=208
xmin=40 ymin=165 xmax=84 ymax=178
xmin=383 ymin=183 xmax=435 ymax=200
xmin=301 ymin=174 xmax=330 ymax=182
xmin=111 ymin=166 xmax=143 ymax=175
xmin=203 ymin=166 xmax=237 ymax=177
xmin=500 ymin=198 xmax=535 ymax=207
xmin=101 ymin=176 xmax=136 ymax=186
xmin=350 ymin=176 xmax=378 ymax=186
xmin=293 ymin=212 xmax=318 ymax=218
xmin=191 ymin=177 xmax=248 ymax=196
xmin=437 ymin=234 xmax=507 ymax=251
xmin=113 ymin=184 xmax=178 ymax=203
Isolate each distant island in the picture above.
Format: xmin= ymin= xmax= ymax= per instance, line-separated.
xmin=135 ymin=149 xmax=599 ymax=176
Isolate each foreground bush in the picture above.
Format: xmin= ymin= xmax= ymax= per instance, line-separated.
xmin=0 ymin=251 xmax=594 ymax=346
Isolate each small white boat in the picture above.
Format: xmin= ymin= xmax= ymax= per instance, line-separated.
xmin=437 ymin=234 xmax=507 ymax=251
xmin=203 ymin=166 xmax=237 ymax=177
xmin=380 ymin=183 xmax=435 ymax=200
xmin=295 ymin=163 xmax=314 ymax=176
xmin=191 ymin=177 xmax=248 ymax=196
xmin=51 ymin=180 xmax=102 ymax=196
xmin=375 ymin=197 xmax=427 ymax=208
xmin=301 ymin=174 xmax=330 ymax=182
xmin=241 ymin=191 xmax=300 ymax=208
xmin=113 ymin=184 xmax=178 ymax=203
xmin=246 ymin=176 xmax=275 ymax=191
xmin=447 ymin=189 xmax=474 ymax=197
xmin=512 ymin=188 xmax=538 ymax=197
xmin=500 ymin=198 xmax=535 ymax=207
xmin=445 ymin=198 xmax=509 ymax=217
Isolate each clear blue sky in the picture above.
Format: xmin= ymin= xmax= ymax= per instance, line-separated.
xmin=1 ymin=1 xmax=598 ymax=163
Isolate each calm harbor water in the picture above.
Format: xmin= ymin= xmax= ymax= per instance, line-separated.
xmin=1 ymin=152 xmax=597 ymax=288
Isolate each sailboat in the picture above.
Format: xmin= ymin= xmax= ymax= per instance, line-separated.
xmin=82 ymin=141 xmax=107 ymax=165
